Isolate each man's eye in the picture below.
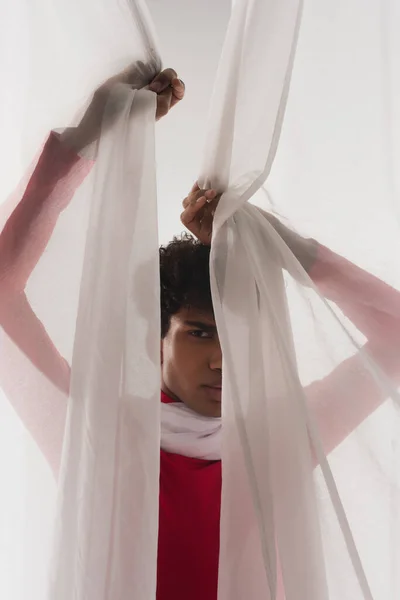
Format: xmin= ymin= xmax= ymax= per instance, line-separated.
xmin=189 ymin=330 xmax=211 ymax=339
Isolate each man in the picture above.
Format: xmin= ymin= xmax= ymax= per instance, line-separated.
xmin=156 ymin=176 xmax=400 ymax=599
xmin=0 ymin=68 xmax=399 ymax=600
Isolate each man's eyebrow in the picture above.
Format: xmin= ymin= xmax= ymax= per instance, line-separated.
xmin=184 ymin=320 xmax=217 ymax=332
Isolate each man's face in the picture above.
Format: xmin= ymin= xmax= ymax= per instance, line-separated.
xmin=161 ymin=307 xmax=222 ymax=418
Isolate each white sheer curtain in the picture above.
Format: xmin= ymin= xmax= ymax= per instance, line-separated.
xmin=0 ymin=1 xmax=162 ymax=598
xmin=203 ymin=0 xmax=400 ymax=598
xmin=0 ymin=0 xmax=399 ymax=598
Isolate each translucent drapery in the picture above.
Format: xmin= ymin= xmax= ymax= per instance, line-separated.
xmin=0 ymin=1 xmax=163 ymax=598
xmin=0 ymin=0 xmax=399 ymax=599
xmin=202 ymin=0 xmax=400 ymax=598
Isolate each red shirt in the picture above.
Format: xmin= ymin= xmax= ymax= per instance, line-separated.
xmin=157 ymin=392 xmax=221 ymax=600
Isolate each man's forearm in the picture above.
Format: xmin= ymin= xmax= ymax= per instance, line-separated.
xmin=259 ymin=207 xmax=400 ymax=345
xmin=257 ymin=207 xmax=318 ymax=272
xmin=0 ymin=132 xmax=92 ymax=293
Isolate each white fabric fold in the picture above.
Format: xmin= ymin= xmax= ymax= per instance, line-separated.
xmin=49 ymin=85 xmax=162 ymax=600
xmin=161 ymin=402 xmax=222 ymax=460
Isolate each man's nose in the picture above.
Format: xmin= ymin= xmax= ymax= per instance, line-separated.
xmin=209 ymin=340 xmax=222 ymax=372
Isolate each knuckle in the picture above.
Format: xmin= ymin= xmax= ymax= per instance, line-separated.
xmin=163 ymin=67 xmax=178 ymax=79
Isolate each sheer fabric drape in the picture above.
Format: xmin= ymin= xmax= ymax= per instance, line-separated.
xmin=0 ymin=0 xmax=399 ymax=599
xmin=203 ymin=1 xmax=400 ymax=598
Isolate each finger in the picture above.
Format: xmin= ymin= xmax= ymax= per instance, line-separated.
xmin=205 ymin=189 xmax=217 ymax=203
xmin=180 ymin=196 xmax=208 ymax=230
xmin=170 ymin=77 xmax=185 ymax=108
xmin=171 ymin=77 xmax=185 ymax=96
xmin=206 ymin=196 xmax=220 ymax=210
xmin=182 ymin=190 xmax=205 ymax=210
xmin=191 ymin=181 xmax=200 ymax=193
xmin=149 ymin=68 xmax=178 ymax=93
xmin=156 ymin=88 xmax=173 ymax=120
xmin=200 ymin=195 xmax=220 ymax=237
xmin=199 ymin=202 xmax=216 ymax=240
xmin=182 ymin=189 xmax=215 ymax=209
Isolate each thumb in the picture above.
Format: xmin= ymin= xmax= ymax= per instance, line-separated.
xmin=156 ymin=88 xmax=173 ymax=120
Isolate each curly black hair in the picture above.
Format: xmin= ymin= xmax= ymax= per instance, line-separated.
xmin=159 ymin=233 xmax=213 ymax=337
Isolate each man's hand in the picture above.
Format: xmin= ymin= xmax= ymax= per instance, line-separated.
xmin=181 ymin=183 xmax=317 ymax=271
xmin=61 ymin=66 xmax=185 ymax=152
xmin=148 ymin=68 xmax=185 ymax=120
xmin=181 ymin=183 xmax=219 ymax=245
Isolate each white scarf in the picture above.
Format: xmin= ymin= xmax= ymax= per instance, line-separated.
xmin=160 ymin=402 xmax=222 ymax=460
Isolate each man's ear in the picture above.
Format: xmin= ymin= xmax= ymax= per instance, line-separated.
xmin=160 ymin=339 xmax=164 ymax=366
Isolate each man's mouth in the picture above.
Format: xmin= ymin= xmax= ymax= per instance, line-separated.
xmin=203 ymin=384 xmax=222 ymax=402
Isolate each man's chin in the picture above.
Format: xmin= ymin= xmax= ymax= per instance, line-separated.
xmin=185 ymin=396 xmax=222 ymax=418
xmin=200 ymin=386 xmax=222 ymax=417
xmin=204 ymin=403 xmax=222 ymax=418
xmin=199 ymin=398 xmax=222 ymax=418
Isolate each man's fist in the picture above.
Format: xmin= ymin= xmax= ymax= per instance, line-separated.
xmin=148 ymin=68 xmax=185 ymax=120
xmin=61 ymin=65 xmax=185 ymax=152
xmin=181 ymin=183 xmax=220 ymax=245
